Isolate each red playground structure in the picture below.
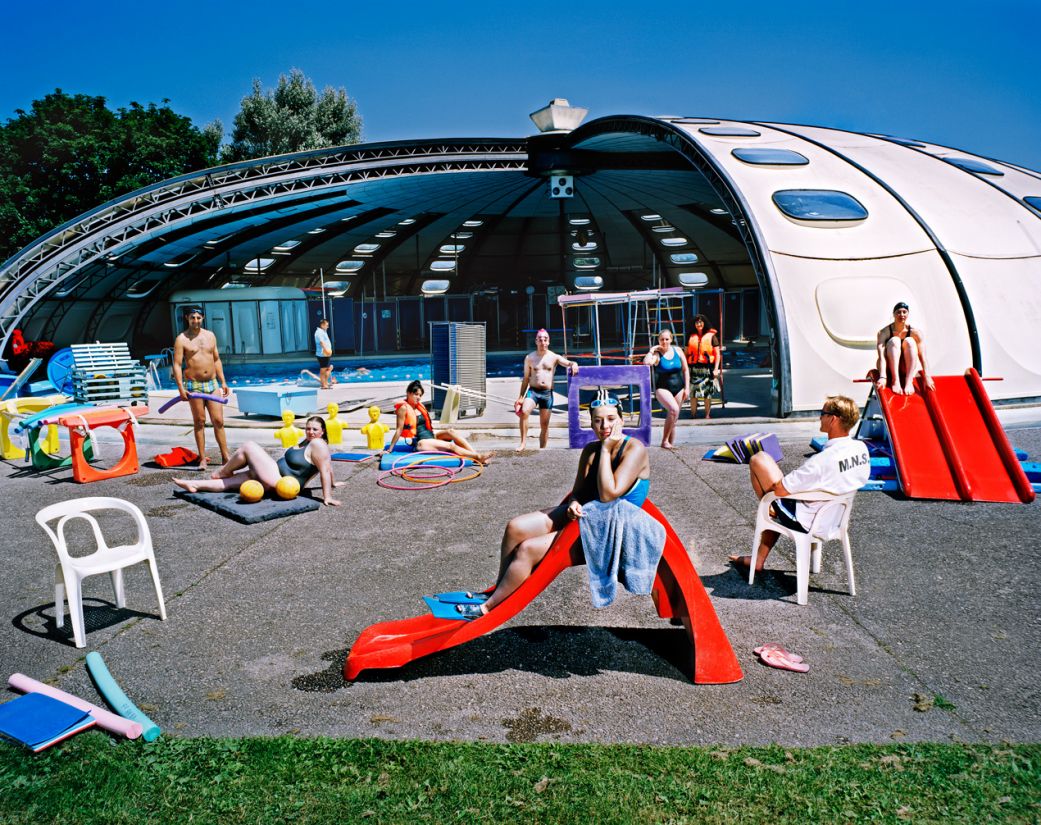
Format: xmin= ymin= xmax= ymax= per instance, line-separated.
xmin=344 ymin=500 xmax=743 ymax=685
xmin=874 ymin=369 xmax=1034 ymax=503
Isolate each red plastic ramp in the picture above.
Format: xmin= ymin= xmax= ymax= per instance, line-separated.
xmin=877 ymin=370 xmax=1034 ymax=503
xmin=344 ymin=499 xmax=742 ymax=685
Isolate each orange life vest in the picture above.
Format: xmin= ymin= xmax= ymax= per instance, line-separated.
xmin=687 ymin=329 xmax=719 ymax=365
xmin=394 ymin=399 xmax=433 ymax=439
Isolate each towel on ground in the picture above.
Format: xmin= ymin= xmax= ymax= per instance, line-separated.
xmin=578 ymin=499 xmax=666 ymax=608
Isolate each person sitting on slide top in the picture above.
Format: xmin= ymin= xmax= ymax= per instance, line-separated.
xmin=728 ymin=395 xmax=870 ymax=574
xmin=386 ymin=380 xmax=493 ymax=465
xmin=875 ymin=301 xmax=934 ymax=395
xmin=515 ymin=328 xmax=579 ymax=451
xmin=643 ymin=328 xmax=689 ymax=449
xmin=173 ymin=416 xmax=342 ymax=506
xmin=686 ymin=314 xmax=722 ymax=419
xmin=455 ymin=390 xmax=650 ymax=619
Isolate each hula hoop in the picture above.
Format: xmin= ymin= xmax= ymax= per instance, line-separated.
xmin=396 ymin=465 xmax=455 ymax=482
xmin=389 ymin=451 xmax=466 ymax=471
xmin=401 ymin=463 xmax=484 ymax=485
xmin=377 ymin=468 xmax=452 ymax=490
xmin=376 ymin=451 xmax=484 ymax=490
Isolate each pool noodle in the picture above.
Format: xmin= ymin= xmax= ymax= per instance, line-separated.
xmin=157 ymin=392 xmax=228 ymax=414
xmin=8 ymin=672 xmax=143 ymax=739
xmin=85 ymin=652 xmax=161 ymax=742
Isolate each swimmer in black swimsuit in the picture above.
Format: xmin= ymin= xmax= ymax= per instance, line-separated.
xmin=173 ymin=416 xmax=342 ymax=505
xmin=875 ymin=301 xmax=934 ymax=395
xmin=643 ymin=329 xmax=690 ymax=450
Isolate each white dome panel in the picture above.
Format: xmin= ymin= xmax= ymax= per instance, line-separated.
xmin=779 ymin=125 xmax=1041 ymax=257
xmin=770 ymin=252 xmax=970 ymax=411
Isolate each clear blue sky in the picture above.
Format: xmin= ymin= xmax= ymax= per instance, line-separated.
xmin=5 ymin=0 xmax=1040 ymax=170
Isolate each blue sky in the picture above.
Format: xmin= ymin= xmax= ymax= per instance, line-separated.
xmin=5 ymin=0 xmax=1040 ymax=169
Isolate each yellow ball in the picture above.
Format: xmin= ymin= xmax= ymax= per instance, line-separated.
xmin=275 ymin=475 xmax=300 ymax=500
xmin=239 ymin=479 xmax=264 ymax=503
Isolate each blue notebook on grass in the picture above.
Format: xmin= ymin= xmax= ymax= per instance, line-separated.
xmin=0 ymin=692 xmax=96 ymax=752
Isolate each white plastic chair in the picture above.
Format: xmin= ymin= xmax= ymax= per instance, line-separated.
xmin=35 ymin=497 xmax=166 ymax=648
xmin=749 ymin=490 xmax=856 ymax=606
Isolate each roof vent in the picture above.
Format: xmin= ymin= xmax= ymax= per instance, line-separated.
xmin=529 ymin=98 xmax=588 ymax=133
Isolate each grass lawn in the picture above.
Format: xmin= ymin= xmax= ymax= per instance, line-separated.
xmin=1 ymin=736 xmax=1038 ymax=823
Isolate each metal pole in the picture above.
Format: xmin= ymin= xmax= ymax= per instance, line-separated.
xmin=320 ymin=267 xmax=327 ymax=319
xmin=594 ymin=303 xmax=602 ymax=366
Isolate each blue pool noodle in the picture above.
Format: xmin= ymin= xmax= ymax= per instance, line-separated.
xmin=85 ymin=651 xmax=161 ymax=742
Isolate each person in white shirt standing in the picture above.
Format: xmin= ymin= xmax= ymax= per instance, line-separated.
xmin=729 ymin=395 xmax=871 ymax=575
xmin=314 ymin=318 xmax=335 ymax=390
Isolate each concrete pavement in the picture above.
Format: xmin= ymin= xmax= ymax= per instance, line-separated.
xmin=1 ymin=401 xmax=1038 ymax=746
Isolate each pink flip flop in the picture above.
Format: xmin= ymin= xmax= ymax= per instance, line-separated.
xmin=758 ymin=646 xmax=809 ymax=673
xmin=754 ymin=643 xmax=804 ymax=664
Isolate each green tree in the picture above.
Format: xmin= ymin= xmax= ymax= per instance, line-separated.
xmin=221 ymin=68 xmax=362 ymax=162
xmin=0 ymin=90 xmax=220 ymax=262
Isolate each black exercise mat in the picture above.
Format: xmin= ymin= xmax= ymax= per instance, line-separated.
xmin=173 ymin=489 xmax=320 ymax=523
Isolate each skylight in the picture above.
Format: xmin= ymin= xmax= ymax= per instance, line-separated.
xmin=354 ymin=243 xmax=380 ymax=254
xmin=945 ymin=157 xmax=1004 ymax=176
xmin=772 ymin=190 xmax=868 ymax=221
xmin=244 ymin=257 xmax=275 ymax=272
xmin=335 ymin=260 xmax=364 ymax=273
xmin=430 ymin=260 xmax=457 ymax=272
xmin=732 ymin=148 xmax=810 ymax=166
xmin=669 ymin=252 xmax=699 ymax=264
xmin=699 ymin=126 xmax=761 ymax=137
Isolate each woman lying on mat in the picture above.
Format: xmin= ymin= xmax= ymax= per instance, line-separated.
xmin=172 ymin=415 xmax=342 ymax=506
xmin=385 ymin=379 xmax=493 ymax=465
xmin=454 ymin=390 xmax=649 ymax=619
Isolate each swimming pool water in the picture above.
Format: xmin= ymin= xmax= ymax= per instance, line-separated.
xmin=216 ymin=347 xmax=768 ymax=387
xmin=222 ymin=354 xmax=526 ymax=386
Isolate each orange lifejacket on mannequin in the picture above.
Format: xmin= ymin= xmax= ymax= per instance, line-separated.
xmin=686 ymin=329 xmax=720 ymax=365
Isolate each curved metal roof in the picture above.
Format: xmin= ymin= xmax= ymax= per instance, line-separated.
xmin=2 ymin=115 xmax=1038 ymax=412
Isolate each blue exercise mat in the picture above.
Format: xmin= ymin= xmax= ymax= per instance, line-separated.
xmin=173 ymin=489 xmax=319 ymax=524
xmin=379 ymin=452 xmax=472 ymax=471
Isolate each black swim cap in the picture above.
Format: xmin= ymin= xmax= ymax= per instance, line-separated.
xmin=893 ymin=301 xmax=909 ymax=313
xmin=182 ymin=305 xmax=204 ymax=316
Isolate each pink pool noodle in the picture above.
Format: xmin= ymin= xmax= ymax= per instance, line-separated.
xmin=8 ymin=672 xmax=143 ymax=739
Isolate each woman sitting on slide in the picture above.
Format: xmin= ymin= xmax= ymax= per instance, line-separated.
xmin=386 ymin=380 xmax=493 ymax=464
xmin=455 ymin=391 xmax=650 ymax=619
xmin=173 ymin=415 xmax=342 ymax=506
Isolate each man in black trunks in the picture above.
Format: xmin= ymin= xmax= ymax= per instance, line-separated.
xmin=515 ymin=329 xmax=579 ymax=451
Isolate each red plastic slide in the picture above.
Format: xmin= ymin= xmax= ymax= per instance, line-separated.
xmin=876 ymin=369 xmax=1034 ymax=503
xmin=344 ymin=500 xmax=743 ymax=685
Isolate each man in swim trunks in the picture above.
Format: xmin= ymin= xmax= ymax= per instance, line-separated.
xmin=314 ymin=318 xmax=336 ymax=389
xmin=172 ymin=306 xmax=230 ymax=471
xmin=875 ymin=301 xmax=934 ymax=395
xmin=515 ymin=329 xmax=579 ymax=450
xmin=728 ymin=395 xmax=870 ymax=575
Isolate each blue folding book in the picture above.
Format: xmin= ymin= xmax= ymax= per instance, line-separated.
xmin=0 ymin=692 xmax=96 ymax=753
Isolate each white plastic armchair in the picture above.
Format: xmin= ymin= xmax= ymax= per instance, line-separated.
xmin=750 ymin=490 xmax=856 ymax=606
xmin=35 ymin=497 xmax=166 ymax=648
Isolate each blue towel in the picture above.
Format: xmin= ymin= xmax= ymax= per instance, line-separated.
xmin=578 ymin=499 xmax=666 ymax=608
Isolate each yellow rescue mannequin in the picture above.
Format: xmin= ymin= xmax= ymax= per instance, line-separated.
xmin=274 ymin=409 xmax=305 ymax=449
xmin=325 ymin=402 xmax=345 ymax=445
xmin=360 ymin=406 xmax=389 ymax=451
